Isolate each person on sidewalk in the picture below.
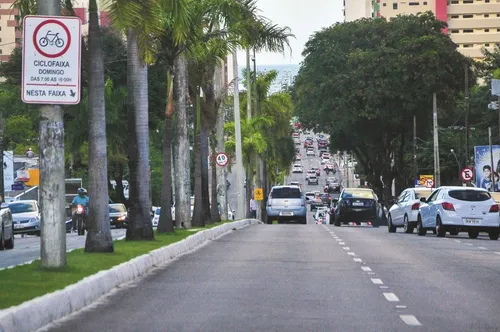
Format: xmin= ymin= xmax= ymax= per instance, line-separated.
xmin=250 ymin=198 xmax=258 ymax=219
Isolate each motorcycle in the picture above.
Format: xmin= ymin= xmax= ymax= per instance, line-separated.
xmin=75 ymin=204 xmax=86 ymax=236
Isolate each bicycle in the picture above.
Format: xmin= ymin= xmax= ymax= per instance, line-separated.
xmin=39 ymin=30 xmax=65 ymax=48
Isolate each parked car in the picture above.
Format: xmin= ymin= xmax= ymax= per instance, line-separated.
xmin=0 ymin=203 xmax=14 ymax=250
xmin=109 ymin=203 xmax=129 ymax=228
xmin=9 ymin=200 xmax=41 ymax=236
xmin=266 ymin=185 xmax=307 ymax=224
xmin=417 ymin=186 xmax=500 ymax=240
xmin=330 ymin=188 xmax=381 ymax=227
xmin=387 ymin=187 xmax=433 ymax=233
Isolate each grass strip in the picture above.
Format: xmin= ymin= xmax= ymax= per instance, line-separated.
xmin=0 ymin=221 xmax=229 ymax=309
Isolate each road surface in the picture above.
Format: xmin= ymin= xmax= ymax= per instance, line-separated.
xmin=0 ymin=229 xmax=126 ymax=269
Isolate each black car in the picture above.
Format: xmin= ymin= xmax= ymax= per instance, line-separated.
xmin=330 ymin=188 xmax=380 ymax=227
xmin=318 ymin=193 xmax=331 ymax=206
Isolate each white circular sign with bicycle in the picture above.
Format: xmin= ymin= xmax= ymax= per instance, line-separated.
xmin=215 ymin=152 xmax=229 ymax=167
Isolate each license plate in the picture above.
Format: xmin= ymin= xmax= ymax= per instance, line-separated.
xmin=14 ymin=224 xmax=24 ymax=229
xmin=352 ymin=202 xmax=364 ymax=207
xmin=280 ymin=212 xmax=293 ymax=216
xmin=463 ymin=218 xmax=481 ymax=225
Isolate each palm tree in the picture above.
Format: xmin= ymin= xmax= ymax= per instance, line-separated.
xmin=85 ymin=0 xmax=113 ymax=252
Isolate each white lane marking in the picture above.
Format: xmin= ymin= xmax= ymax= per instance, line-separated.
xmin=383 ymin=293 xmax=400 ymax=302
xmin=395 ymin=305 xmax=407 ymax=309
xmin=336 ymin=238 xmax=343 ymax=241
xmin=335 ymin=239 xmax=342 ymax=242
xmin=477 ymin=246 xmax=487 ymax=250
xmin=400 ymin=315 xmax=422 ymax=326
xmin=454 ymin=240 xmax=461 ymax=243
xmin=342 ymin=247 xmax=350 ymax=250
xmin=367 ymin=272 xmax=375 ymax=275
xmin=353 ymin=258 xmax=362 ymax=263
xmin=379 ymin=285 xmax=389 ymax=289
xmin=361 ymin=266 xmax=372 ymax=272
xmin=465 ymin=243 xmax=473 ymax=246
xmin=347 ymin=252 xmax=356 ymax=256
xmin=339 ymin=242 xmax=345 ymax=245
xmin=495 ymin=252 xmax=500 ymax=255
xmin=371 ymin=278 xmax=383 ymax=285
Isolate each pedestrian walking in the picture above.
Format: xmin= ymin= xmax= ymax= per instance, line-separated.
xmin=250 ymin=198 xmax=258 ymax=219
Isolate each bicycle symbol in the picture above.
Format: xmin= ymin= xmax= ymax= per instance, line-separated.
xmin=38 ymin=30 xmax=65 ymax=48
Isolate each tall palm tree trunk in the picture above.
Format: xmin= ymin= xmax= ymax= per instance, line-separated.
xmin=191 ymin=92 xmax=205 ymax=227
xmin=200 ymin=123 xmax=212 ymax=223
xmin=126 ymin=29 xmax=153 ymax=240
xmin=245 ymin=156 xmax=254 ymax=218
xmin=209 ymin=130 xmax=221 ymax=222
xmin=174 ymin=54 xmax=192 ymax=228
xmin=157 ymin=114 xmax=174 ymax=233
xmin=85 ymin=0 xmax=113 ymax=252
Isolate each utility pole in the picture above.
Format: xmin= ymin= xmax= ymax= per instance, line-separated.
xmin=489 ymin=127 xmax=496 ymax=192
xmin=232 ymin=51 xmax=245 ymax=219
xmin=246 ymin=49 xmax=252 ymax=120
xmin=413 ymin=115 xmax=418 ymax=187
xmin=0 ymin=108 xmax=4 ymax=203
xmin=252 ymin=49 xmax=264 ymax=221
xmin=464 ymin=63 xmax=470 ymax=167
xmin=38 ymin=0 xmax=67 ymax=268
xmin=433 ymin=93 xmax=441 ymax=188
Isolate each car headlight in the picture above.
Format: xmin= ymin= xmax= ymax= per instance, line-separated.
xmin=29 ymin=217 xmax=40 ymax=223
xmin=117 ymin=215 xmax=127 ymax=221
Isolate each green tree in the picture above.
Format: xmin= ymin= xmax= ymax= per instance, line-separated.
xmin=294 ymin=13 xmax=470 ymax=202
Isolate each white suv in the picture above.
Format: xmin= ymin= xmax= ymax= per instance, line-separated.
xmin=292 ymin=164 xmax=303 ymax=173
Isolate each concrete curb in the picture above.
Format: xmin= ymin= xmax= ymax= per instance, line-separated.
xmin=0 ymin=219 xmax=260 ymax=332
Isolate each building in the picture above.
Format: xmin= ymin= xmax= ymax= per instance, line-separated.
xmin=0 ymin=0 xmax=110 ymax=63
xmin=344 ymin=0 xmax=373 ymax=21
xmin=375 ymin=0 xmax=500 ymax=60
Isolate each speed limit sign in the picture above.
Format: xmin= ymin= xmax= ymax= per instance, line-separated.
xmin=215 ymin=152 xmax=229 ymax=167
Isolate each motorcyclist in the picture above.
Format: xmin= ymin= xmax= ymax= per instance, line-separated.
xmin=72 ymin=188 xmax=89 ymax=232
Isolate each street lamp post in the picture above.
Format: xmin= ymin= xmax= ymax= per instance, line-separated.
xmin=450 ymin=149 xmax=461 ymax=185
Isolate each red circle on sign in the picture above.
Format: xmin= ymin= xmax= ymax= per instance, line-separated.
xmin=216 ymin=152 xmax=229 ymax=166
xmin=461 ymin=167 xmax=474 ymax=182
xmin=33 ymin=20 xmax=71 ymax=58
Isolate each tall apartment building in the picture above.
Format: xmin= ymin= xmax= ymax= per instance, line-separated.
xmin=0 ymin=0 xmax=110 ymax=63
xmin=344 ymin=0 xmax=373 ymax=21
xmin=374 ymin=0 xmax=500 ymax=60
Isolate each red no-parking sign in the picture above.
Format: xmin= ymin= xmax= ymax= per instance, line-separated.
xmin=461 ymin=167 xmax=474 ymax=182
xmin=22 ymin=16 xmax=81 ymax=104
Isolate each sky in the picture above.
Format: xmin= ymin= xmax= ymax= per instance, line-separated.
xmin=236 ymin=0 xmax=344 ymax=66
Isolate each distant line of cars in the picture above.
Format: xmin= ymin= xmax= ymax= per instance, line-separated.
xmin=387 ymin=186 xmax=500 ymax=240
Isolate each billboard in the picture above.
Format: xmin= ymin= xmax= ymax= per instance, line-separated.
xmin=474 ymin=145 xmax=500 ymax=192
xmin=4 ymin=151 xmax=14 ymax=192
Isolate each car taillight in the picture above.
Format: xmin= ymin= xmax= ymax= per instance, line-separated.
xmin=441 ymin=202 xmax=455 ymax=211
xmin=411 ymin=202 xmax=420 ymax=210
xmin=489 ymin=204 xmax=499 ymax=213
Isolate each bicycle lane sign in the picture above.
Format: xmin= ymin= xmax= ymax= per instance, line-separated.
xmin=22 ymin=16 xmax=82 ymax=105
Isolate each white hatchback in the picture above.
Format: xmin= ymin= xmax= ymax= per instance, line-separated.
xmin=417 ymin=186 xmax=500 ymax=240
xmin=388 ymin=187 xmax=433 ymax=233
xmin=292 ymin=164 xmax=303 ymax=173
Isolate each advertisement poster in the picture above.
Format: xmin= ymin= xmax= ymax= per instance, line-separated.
xmin=474 ymin=145 xmax=500 ymax=192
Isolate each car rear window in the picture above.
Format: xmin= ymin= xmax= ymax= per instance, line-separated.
xmin=342 ymin=190 xmax=376 ymax=199
xmin=448 ymin=190 xmax=491 ymax=202
xmin=271 ymin=187 xmax=302 ymax=199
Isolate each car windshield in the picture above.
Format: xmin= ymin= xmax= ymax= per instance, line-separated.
xmin=342 ymin=190 xmax=376 ymax=199
xmin=414 ymin=189 xmax=432 ymax=199
xmin=9 ymin=202 xmax=37 ymax=214
xmin=271 ymin=187 xmax=302 ymax=199
xmin=109 ymin=204 xmax=127 ymax=213
xmin=448 ymin=190 xmax=491 ymax=202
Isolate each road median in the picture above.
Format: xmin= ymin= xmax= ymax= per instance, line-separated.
xmin=0 ymin=219 xmax=259 ymax=332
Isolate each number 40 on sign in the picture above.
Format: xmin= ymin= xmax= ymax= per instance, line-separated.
xmin=215 ymin=152 xmax=229 ymax=167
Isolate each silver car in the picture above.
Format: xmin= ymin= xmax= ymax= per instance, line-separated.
xmin=266 ymin=185 xmax=307 ymax=224
xmin=9 ymin=200 xmax=41 ymax=237
xmin=0 ymin=204 xmax=14 ymax=250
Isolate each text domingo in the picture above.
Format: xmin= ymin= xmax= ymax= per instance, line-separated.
xmin=34 ymin=60 xmax=70 ymax=75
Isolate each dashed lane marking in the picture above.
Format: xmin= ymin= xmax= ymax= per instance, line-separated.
xmin=371 ymin=278 xmax=383 ymax=285
xmin=477 ymin=246 xmax=487 ymax=250
xmin=339 ymin=242 xmax=345 ymax=245
xmin=465 ymin=243 xmax=473 ymax=246
xmin=367 ymin=272 xmax=376 ymax=275
xmin=342 ymin=247 xmax=350 ymax=250
xmin=454 ymin=240 xmax=461 ymax=243
xmin=400 ymin=315 xmax=422 ymax=326
xmin=353 ymin=258 xmax=362 ymax=263
xmin=347 ymin=252 xmax=356 ymax=256
xmin=395 ymin=305 xmax=407 ymax=309
xmin=361 ymin=266 xmax=372 ymax=272
xmin=495 ymin=252 xmax=500 ymax=255
xmin=383 ymin=293 xmax=400 ymax=302
xmin=379 ymin=285 xmax=389 ymax=289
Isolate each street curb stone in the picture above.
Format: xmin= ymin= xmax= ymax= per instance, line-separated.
xmin=0 ymin=219 xmax=259 ymax=332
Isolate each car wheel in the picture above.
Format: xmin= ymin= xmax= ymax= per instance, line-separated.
xmin=449 ymin=229 xmax=458 ymax=236
xmin=403 ymin=215 xmax=413 ymax=234
xmin=468 ymin=231 xmax=479 ymax=239
xmin=387 ymin=214 xmax=396 ymax=233
xmin=334 ymin=217 xmax=341 ymax=227
xmin=5 ymin=230 xmax=14 ymax=250
xmin=417 ymin=215 xmax=426 ymax=236
xmin=300 ymin=217 xmax=307 ymax=224
xmin=488 ymin=231 xmax=499 ymax=240
xmin=436 ymin=216 xmax=446 ymax=237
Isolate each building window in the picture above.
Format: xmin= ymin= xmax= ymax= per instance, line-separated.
xmin=485 ymin=43 xmax=490 ymax=47
xmin=485 ymin=29 xmax=490 ymax=32
xmin=409 ymin=1 xmax=419 ymax=4
xmin=383 ymin=2 xmax=387 ymax=5
xmin=463 ymin=44 xmax=473 ymax=48
xmin=463 ymin=0 xmax=473 ymax=3
xmin=450 ymin=0 xmax=458 ymax=3
xmin=485 ymin=0 xmax=490 ymax=2
xmin=423 ymin=1 xmax=427 ymax=3
xmin=463 ymin=29 xmax=474 ymax=33
xmin=485 ymin=14 xmax=489 ymax=17
xmin=451 ymin=29 xmax=459 ymax=33
xmin=393 ymin=3 xmax=398 ymax=9
xmin=451 ymin=15 xmax=459 ymax=18
xmin=463 ymin=14 xmax=473 ymax=18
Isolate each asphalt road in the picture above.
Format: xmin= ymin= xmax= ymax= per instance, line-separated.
xmin=39 ymin=134 xmax=500 ymax=331
xmin=0 ymin=229 xmax=126 ymax=269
